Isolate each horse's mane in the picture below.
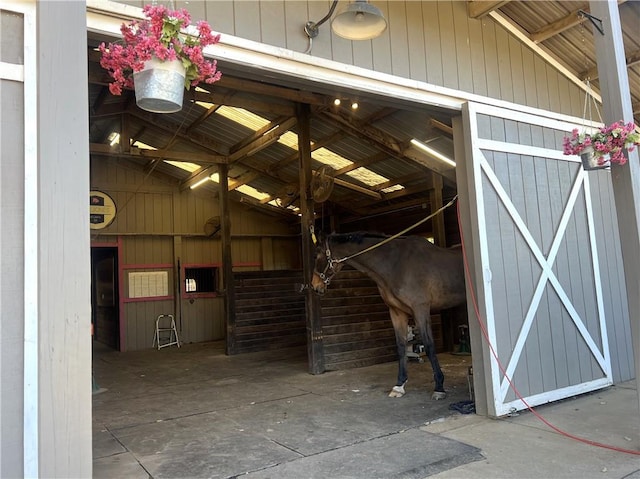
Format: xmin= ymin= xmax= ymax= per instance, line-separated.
xmin=329 ymin=231 xmax=390 ymax=244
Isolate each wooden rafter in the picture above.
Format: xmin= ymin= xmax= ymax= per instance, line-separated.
xmin=467 ymin=0 xmax=510 ymax=19
xmin=580 ymin=48 xmax=640 ymax=81
xmin=128 ymin=108 xmax=227 ymax=154
xmin=529 ymin=6 xmax=588 ymax=44
xmin=321 ymin=109 xmax=456 ymax=184
xmin=529 ymin=1 xmax=627 ymax=44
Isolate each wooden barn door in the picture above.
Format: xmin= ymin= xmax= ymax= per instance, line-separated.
xmin=460 ymin=102 xmax=613 ymax=417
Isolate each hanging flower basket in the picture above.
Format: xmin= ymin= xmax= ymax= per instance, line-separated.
xmin=563 ymin=121 xmax=640 ymax=171
xmin=578 ymin=145 xmax=610 ymax=170
xmin=133 ymin=57 xmax=186 ymax=113
xmin=99 ymin=4 xmax=222 ymax=113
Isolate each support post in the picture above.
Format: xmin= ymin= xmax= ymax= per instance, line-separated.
xmin=219 ymin=163 xmax=237 ymax=355
xmin=298 ymin=103 xmax=325 ymax=374
xmin=590 ymin=0 xmax=640 ymax=415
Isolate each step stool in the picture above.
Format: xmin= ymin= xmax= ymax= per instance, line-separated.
xmin=153 ymin=314 xmax=181 ymax=350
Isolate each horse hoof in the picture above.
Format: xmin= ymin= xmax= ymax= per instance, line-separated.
xmin=431 ymin=391 xmax=447 ymax=400
xmin=389 ymin=385 xmax=406 ymax=398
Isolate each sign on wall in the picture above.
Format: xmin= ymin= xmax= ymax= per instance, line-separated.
xmin=90 ymin=190 xmax=116 ymax=229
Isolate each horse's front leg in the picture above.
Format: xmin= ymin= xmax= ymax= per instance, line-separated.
xmin=415 ymin=308 xmax=446 ymax=400
xmin=389 ymin=308 xmax=409 ymax=398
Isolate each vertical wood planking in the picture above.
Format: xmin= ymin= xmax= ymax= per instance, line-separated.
xmin=283 ymin=1 xmax=311 ymax=57
xmin=422 ymin=1 xmax=442 ymax=86
xmin=233 ymin=1 xmax=261 ymax=42
xmin=405 ymin=2 xmax=426 ymax=81
xmin=2 ymin=9 xmax=26 ymax=476
xmin=481 ymin=18 xmax=500 ymax=99
xmin=592 ymin=173 xmax=633 ymax=381
xmin=530 ymin=126 xmax=557 ymax=392
xmin=388 ymin=1 xmax=409 ymax=78
xmin=437 ymin=2 xmax=458 ymax=90
xmin=495 ymin=27 xmax=513 ymax=102
xmin=509 ymin=36 xmax=526 ymax=106
xmin=452 ymin=1 xmax=473 ymax=93
xmin=205 ymin=1 xmax=235 ymax=36
xmin=36 ymin=2 xmax=92 ymax=474
xmin=468 ymin=13 xmax=487 ymax=97
xmin=306 ymin=0 xmax=333 ymax=59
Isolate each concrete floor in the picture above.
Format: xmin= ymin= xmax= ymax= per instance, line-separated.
xmin=92 ymin=341 xmax=640 ymax=479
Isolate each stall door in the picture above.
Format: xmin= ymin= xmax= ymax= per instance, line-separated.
xmin=461 ymin=102 xmax=612 ymax=417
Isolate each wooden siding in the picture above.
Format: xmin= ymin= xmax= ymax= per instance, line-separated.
xmin=590 ymin=173 xmax=634 ymax=382
xmin=111 ymin=1 xmax=587 ymax=117
xmin=91 ymin=157 xmax=301 ymax=350
xmin=473 ymin=112 xmax=632 ymax=385
xmin=1 ymin=12 xmax=26 ymax=475
xmin=35 ymin=2 xmax=92 ymax=477
xmin=174 ymin=0 xmax=587 ymax=119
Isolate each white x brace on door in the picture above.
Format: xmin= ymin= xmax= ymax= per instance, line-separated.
xmin=462 ymin=102 xmax=612 ymax=417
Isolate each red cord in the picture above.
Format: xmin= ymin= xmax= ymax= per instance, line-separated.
xmin=456 ymin=201 xmax=640 ymax=456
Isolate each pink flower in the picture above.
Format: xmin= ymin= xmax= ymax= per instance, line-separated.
xmin=100 ymin=4 xmax=222 ymax=94
xmin=563 ymin=121 xmax=640 ymax=166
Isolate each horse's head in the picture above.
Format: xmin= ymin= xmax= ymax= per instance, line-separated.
xmin=310 ymin=233 xmax=344 ymax=295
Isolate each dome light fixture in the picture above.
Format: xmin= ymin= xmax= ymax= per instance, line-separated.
xmin=304 ymin=1 xmax=387 ymax=53
xmin=331 ymin=1 xmax=387 ymax=41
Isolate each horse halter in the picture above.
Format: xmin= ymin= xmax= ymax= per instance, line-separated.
xmin=316 ymin=241 xmax=342 ymax=287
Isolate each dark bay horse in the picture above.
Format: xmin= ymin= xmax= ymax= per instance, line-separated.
xmin=311 ymin=232 xmax=466 ymax=399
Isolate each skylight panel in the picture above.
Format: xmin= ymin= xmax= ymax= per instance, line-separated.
xmin=278 ymin=131 xmax=299 ymax=149
xmin=164 ymin=161 xmax=201 ymax=173
xmin=236 ymin=184 xmax=270 ymax=201
xmin=132 ymin=141 xmax=156 ymax=150
xmin=216 ymin=106 xmax=270 ymax=131
xmin=312 ymin=147 xmax=352 ymax=169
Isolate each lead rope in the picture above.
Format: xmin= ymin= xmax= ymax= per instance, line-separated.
xmin=330 ymin=194 xmax=458 ymax=265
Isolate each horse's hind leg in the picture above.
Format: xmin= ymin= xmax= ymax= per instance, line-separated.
xmin=389 ymin=308 xmax=409 ymax=397
xmin=415 ymin=309 xmax=446 ymax=400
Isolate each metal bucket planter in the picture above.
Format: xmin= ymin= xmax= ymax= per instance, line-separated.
xmin=580 ymin=145 xmax=610 ymax=171
xmin=133 ymin=57 xmax=186 ymax=113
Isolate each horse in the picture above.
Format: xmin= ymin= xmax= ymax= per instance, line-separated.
xmin=311 ymin=232 xmax=466 ymax=400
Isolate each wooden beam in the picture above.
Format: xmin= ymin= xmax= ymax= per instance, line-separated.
xmin=333 ymin=177 xmax=382 ymax=199
xmin=467 ymin=0 xmax=510 ymax=19
xmin=220 ymin=162 xmax=237 ymax=355
xmin=228 ymin=117 xmax=297 ymax=162
xmin=211 ymin=75 xmax=329 ymax=106
xmin=430 ymin=119 xmax=453 ymax=136
xmin=89 ymin=144 xmax=226 ymax=165
xmin=530 ymin=0 xmax=627 ymax=44
xmin=298 ymin=103 xmax=325 ymax=374
xmin=321 ymin=110 xmax=456 ymax=184
xmin=139 ymin=149 xmax=227 ymax=164
xmin=191 ymin=90 xmax=295 ymax=117
xmin=128 ymin=108 xmax=228 ymax=154
xmin=530 ymin=6 xmax=587 ymax=44
xmin=180 ymin=117 xmax=298 ymax=190
xmin=580 ymin=47 xmax=640 ymax=81
xmin=590 ymin=0 xmax=640 ymax=420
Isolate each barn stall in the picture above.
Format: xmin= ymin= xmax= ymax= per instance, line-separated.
xmin=2 ymin=1 xmax=639 ymax=476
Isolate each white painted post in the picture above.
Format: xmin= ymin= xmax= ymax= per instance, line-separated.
xmin=589 ymin=0 xmax=640 ymax=416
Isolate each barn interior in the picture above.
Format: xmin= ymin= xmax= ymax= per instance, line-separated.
xmin=85 ymin=1 xmax=640 ymax=476
xmin=86 ymin=0 xmax=640 ymax=385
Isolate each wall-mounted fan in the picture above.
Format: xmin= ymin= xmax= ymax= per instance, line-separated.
xmin=204 ymin=216 xmax=221 ymax=237
xmin=275 ymin=183 xmax=300 ymax=208
xmin=311 ymin=165 xmax=335 ymax=203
